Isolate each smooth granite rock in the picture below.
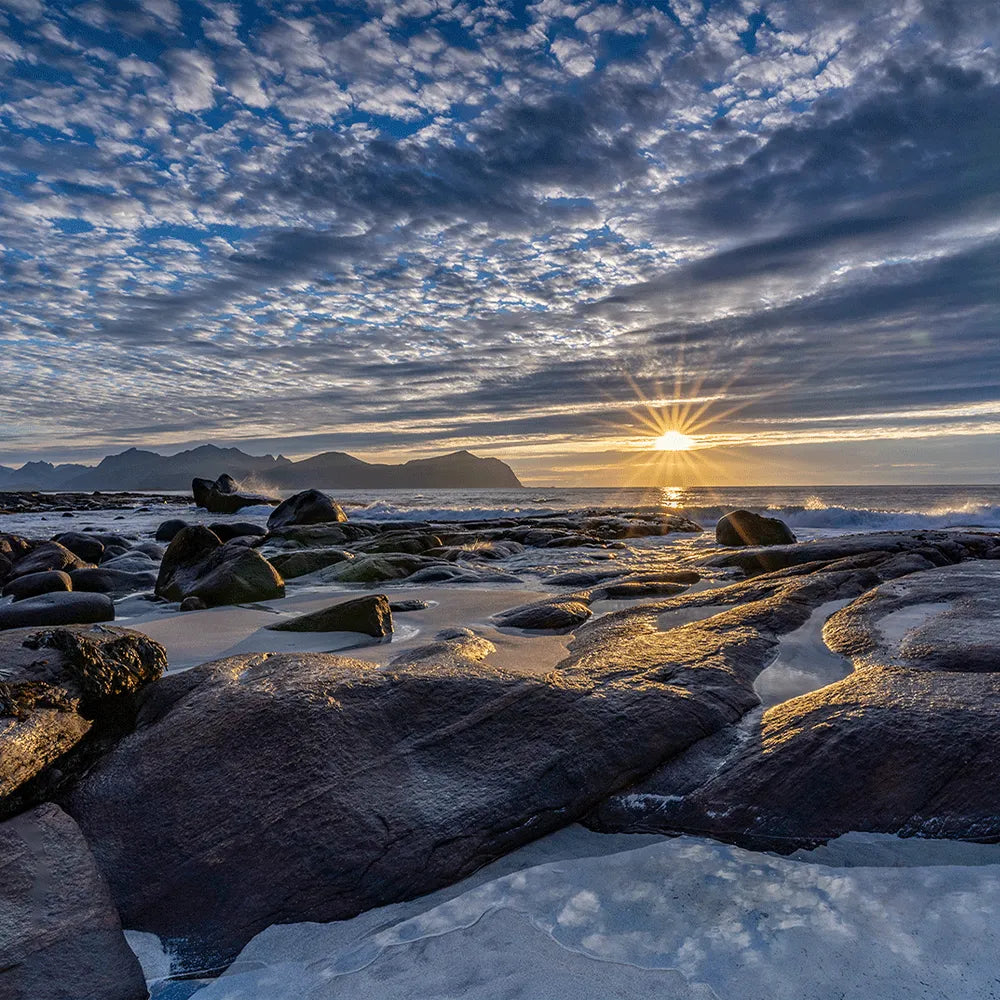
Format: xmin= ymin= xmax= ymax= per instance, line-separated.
xmin=0 ymin=592 xmax=115 ymax=631
xmin=3 ymin=571 xmax=73 ymax=602
xmin=716 ymin=509 xmax=796 ymax=547
xmin=268 ymin=595 xmax=392 ymax=636
xmin=266 ymin=490 xmax=347 ymax=531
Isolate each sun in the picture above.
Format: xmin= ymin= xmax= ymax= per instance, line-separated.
xmin=653 ymin=429 xmax=695 ymax=451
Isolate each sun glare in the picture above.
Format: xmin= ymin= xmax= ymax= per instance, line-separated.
xmin=653 ymin=429 xmax=695 ymax=451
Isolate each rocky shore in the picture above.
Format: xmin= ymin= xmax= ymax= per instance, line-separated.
xmin=2 ymin=479 xmax=999 ymax=996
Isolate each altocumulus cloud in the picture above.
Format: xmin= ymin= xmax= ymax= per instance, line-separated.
xmin=0 ymin=0 xmax=998 ymax=481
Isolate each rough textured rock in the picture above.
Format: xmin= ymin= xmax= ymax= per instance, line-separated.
xmin=268 ymin=547 xmax=354 ymax=579
xmin=326 ymin=553 xmax=442 ymax=584
xmin=268 ymin=595 xmax=392 ymax=637
xmin=10 ymin=542 xmax=93 ymax=579
xmin=0 ymin=625 xmax=166 ymax=813
xmin=3 ymin=571 xmax=73 ymax=602
xmin=0 ymin=592 xmax=115 ymax=631
xmin=266 ymin=489 xmax=348 ymax=530
xmin=0 ymin=803 xmax=148 ymax=1000
xmin=68 ymin=598 xmax=769 ymax=971
xmin=493 ymin=598 xmax=593 ymax=631
xmin=156 ymin=526 xmax=284 ymax=607
xmin=716 ymin=509 xmax=796 ymax=547
xmin=590 ymin=557 xmax=1000 ymax=851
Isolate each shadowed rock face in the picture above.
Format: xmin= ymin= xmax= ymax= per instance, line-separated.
xmin=716 ymin=509 xmax=795 ymax=547
xmin=67 ymin=593 xmax=778 ymax=971
xmin=266 ymin=489 xmax=347 ymax=530
xmin=267 ymin=595 xmax=393 ymax=636
xmin=0 ymin=803 xmax=147 ymax=1000
xmin=590 ymin=553 xmax=1000 ymax=851
xmin=192 ymin=475 xmax=278 ymax=514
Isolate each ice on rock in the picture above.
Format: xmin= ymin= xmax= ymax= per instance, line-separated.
xmin=174 ymin=827 xmax=1000 ymax=1000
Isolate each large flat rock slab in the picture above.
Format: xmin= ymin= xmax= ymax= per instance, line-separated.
xmin=591 ymin=562 xmax=1000 ymax=849
xmin=0 ymin=803 xmax=147 ymax=1000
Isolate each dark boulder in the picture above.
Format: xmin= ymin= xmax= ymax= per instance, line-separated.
xmin=155 ymin=518 xmax=189 ymax=542
xmin=67 ymin=601 xmax=765 ymax=970
xmin=53 ymin=532 xmax=105 ymax=564
xmin=268 ymin=595 xmax=392 ymax=637
xmin=390 ymin=599 xmax=430 ymax=612
xmin=208 ymin=521 xmax=267 ymax=542
xmin=0 ymin=593 xmax=115 ymax=631
xmin=494 ymin=598 xmax=593 ymax=631
xmin=268 ymin=548 xmax=354 ymax=579
xmin=0 ymin=803 xmax=148 ymax=1000
xmin=716 ymin=509 xmax=796 ymax=547
xmin=193 ymin=475 xmax=278 ymax=515
xmin=156 ymin=527 xmax=284 ymax=608
xmin=0 ymin=624 xmax=166 ymax=811
xmin=267 ymin=489 xmax=348 ymax=531
xmin=69 ymin=567 xmax=158 ymax=598
xmin=11 ymin=542 xmax=93 ymax=579
xmin=3 ymin=571 xmax=73 ymax=602
xmin=179 ymin=597 xmax=207 ymax=612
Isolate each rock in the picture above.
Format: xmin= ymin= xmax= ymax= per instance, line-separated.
xmin=266 ymin=489 xmax=348 ymax=530
xmin=156 ymin=518 xmax=189 ymax=542
xmin=268 ymin=548 xmax=354 ymax=579
xmin=98 ymin=552 xmax=157 ymax=573
xmin=0 ymin=593 xmax=115 ymax=630
xmin=328 ymin=553 xmax=439 ymax=584
xmin=10 ymin=541 xmax=93 ymax=579
xmin=130 ymin=541 xmax=164 ymax=560
xmin=589 ymin=559 xmax=1000 ymax=851
xmin=156 ymin=527 xmax=284 ymax=608
xmin=0 ymin=803 xmax=148 ymax=1000
xmin=716 ymin=510 xmax=796 ymax=547
xmin=193 ymin=475 xmax=278 ymax=515
xmin=266 ymin=522 xmax=373 ymax=548
xmin=706 ymin=528 xmax=997 ymax=577
xmin=353 ymin=532 xmax=443 ymax=555
xmin=1 ymin=533 xmax=33 ymax=566
xmin=494 ymin=598 xmax=592 ymax=631
xmin=0 ymin=625 xmax=166 ymax=812
xmin=593 ymin=581 xmax=689 ymax=600
xmin=390 ymin=599 xmax=430 ymax=612
xmin=3 ymin=571 xmax=73 ymax=602
xmin=179 ymin=597 xmax=207 ymax=612
xmin=68 ymin=602 xmax=764 ymax=970
xmin=69 ymin=567 xmax=158 ymax=598
xmin=53 ymin=531 xmax=105 ymax=564
xmin=268 ymin=595 xmax=392 ymax=637
xmin=208 ymin=521 xmax=268 ymax=542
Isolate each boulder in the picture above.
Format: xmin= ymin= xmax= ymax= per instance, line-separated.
xmin=390 ymin=599 xmax=430 ymax=612
xmin=193 ymin=475 xmax=278 ymax=515
xmin=268 ymin=548 xmax=354 ymax=579
xmin=11 ymin=542 xmax=92 ymax=579
xmin=267 ymin=489 xmax=348 ymax=531
xmin=716 ymin=509 xmax=796 ymax=547
xmin=494 ymin=598 xmax=593 ymax=631
xmin=266 ymin=522 xmax=373 ymax=548
xmin=353 ymin=532 xmax=443 ymax=555
xmin=208 ymin=521 xmax=268 ymax=543
xmin=179 ymin=597 xmax=207 ymax=612
xmin=156 ymin=518 xmax=189 ymax=542
xmin=0 ymin=803 xmax=148 ymax=1000
xmin=0 ymin=593 xmax=115 ymax=631
xmin=3 ymin=571 xmax=73 ymax=602
xmin=0 ymin=624 xmax=166 ymax=812
xmin=53 ymin=531 xmax=105 ymax=564
xmin=69 ymin=567 xmax=158 ymax=598
xmin=68 ymin=600 xmax=767 ymax=970
xmin=328 ymin=553 xmax=440 ymax=583
xmin=156 ymin=527 xmax=284 ymax=608
xmin=268 ymin=595 xmax=392 ymax=637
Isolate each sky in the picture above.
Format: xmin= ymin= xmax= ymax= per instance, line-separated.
xmin=1 ymin=0 xmax=998 ymax=485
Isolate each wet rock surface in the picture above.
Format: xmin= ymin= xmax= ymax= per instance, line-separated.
xmin=0 ymin=625 xmax=166 ymax=815
xmin=0 ymin=592 xmax=116 ymax=631
xmin=193 ymin=474 xmax=278 ymax=515
xmin=590 ymin=544 xmax=1000 ymax=850
xmin=266 ymin=489 xmax=347 ymax=530
xmin=68 ymin=593 xmax=765 ymax=970
xmin=493 ymin=597 xmax=594 ymax=631
xmin=0 ymin=802 xmax=148 ymax=1000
